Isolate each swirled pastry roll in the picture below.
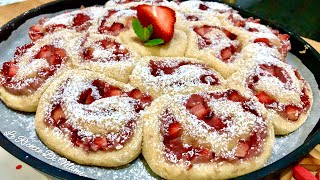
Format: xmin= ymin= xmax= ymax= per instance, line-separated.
xmin=130 ymin=56 xmax=225 ymax=98
xmin=74 ymin=33 xmax=139 ymax=83
xmin=185 ymin=23 xmax=252 ymax=78
xmin=227 ymin=55 xmax=313 ymax=135
xmin=35 ymin=70 xmax=153 ymax=167
xmin=222 ymin=14 xmax=291 ymax=60
xmin=28 ymin=6 xmax=105 ymax=42
xmin=142 ymin=89 xmax=274 ymax=179
xmin=0 ymin=30 xmax=80 ymax=112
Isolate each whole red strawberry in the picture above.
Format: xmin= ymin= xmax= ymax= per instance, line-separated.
xmin=136 ymin=4 xmax=176 ymax=43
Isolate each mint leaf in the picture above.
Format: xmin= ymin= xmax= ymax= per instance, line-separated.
xmin=132 ymin=18 xmax=152 ymax=42
xmin=144 ymin=39 xmax=164 ymax=46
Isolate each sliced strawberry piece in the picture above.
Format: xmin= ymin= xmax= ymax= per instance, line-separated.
xmin=99 ymin=38 xmax=118 ymax=49
xmin=246 ymin=17 xmax=260 ymax=23
xmin=83 ymin=48 xmax=94 ymax=60
xmin=285 ymin=105 xmax=301 ymax=121
xmin=186 ymin=15 xmax=199 ymax=21
xmin=105 ymin=10 xmax=118 ymax=19
xmin=105 ymin=87 xmax=122 ymax=97
xmin=255 ymin=91 xmax=275 ymax=104
xmin=2 ymin=62 xmax=18 ymax=77
xmin=205 ymin=114 xmax=226 ymax=130
xmin=29 ymin=24 xmax=44 ymax=41
xmin=199 ymin=3 xmax=209 ymax=10
xmin=278 ymin=34 xmax=290 ymax=42
xmin=137 ymin=4 xmax=176 ymax=43
xmin=128 ymin=89 xmax=143 ymax=99
xmin=92 ymin=79 xmax=108 ymax=96
xmin=222 ymin=28 xmax=237 ymax=40
xmin=193 ymin=25 xmax=212 ymax=37
xmin=191 ymin=148 xmax=213 ymax=163
xmin=149 ymin=60 xmax=161 ymax=76
xmin=168 ymin=122 xmax=182 ymax=139
xmin=186 ymin=94 xmax=205 ymax=109
xmin=99 ymin=21 xmax=125 ymax=36
xmin=228 ymin=14 xmax=246 ymax=27
xmin=260 ymin=64 xmax=289 ymax=83
xmin=199 ymin=74 xmax=219 ymax=85
xmin=189 ymin=103 xmax=210 ymax=120
xmin=54 ymin=48 xmax=67 ymax=60
xmin=34 ymin=45 xmax=66 ymax=66
xmin=45 ymin=24 xmax=67 ymax=33
xmin=139 ymin=95 xmax=153 ymax=106
xmin=293 ymin=165 xmax=317 ymax=180
xmin=51 ymin=104 xmax=66 ymax=123
xmin=93 ymin=136 xmax=108 ymax=150
xmin=235 ymin=140 xmax=250 ymax=158
xmin=78 ymin=88 xmax=95 ymax=104
xmin=109 ymin=23 xmax=125 ymax=34
xmin=73 ymin=13 xmax=91 ymax=26
xmin=248 ymin=27 xmax=259 ymax=32
xmin=220 ymin=46 xmax=233 ymax=62
xmin=254 ymin=38 xmax=272 ymax=47
xmin=34 ymin=45 xmax=53 ymax=60
xmin=14 ymin=43 xmax=34 ymax=60
xmin=228 ymin=90 xmax=246 ymax=102
xmin=260 ymin=64 xmax=276 ymax=76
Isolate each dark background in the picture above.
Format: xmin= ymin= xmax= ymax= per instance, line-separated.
xmin=226 ymin=0 xmax=320 ymax=41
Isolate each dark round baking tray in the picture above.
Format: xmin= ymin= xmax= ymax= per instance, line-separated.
xmin=0 ymin=0 xmax=319 ymax=179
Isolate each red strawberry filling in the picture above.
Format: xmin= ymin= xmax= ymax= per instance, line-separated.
xmin=186 ymin=15 xmax=199 ymax=21
xmin=160 ymin=107 xmax=264 ymax=168
xmin=29 ymin=24 xmax=45 ymax=42
xmin=98 ymin=10 xmax=131 ymax=36
xmin=73 ymin=13 xmax=91 ymax=27
xmin=113 ymin=0 xmax=164 ymax=4
xmin=1 ymin=45 xmax=68 ymax=95
xmin=45 ymin=24 xmax=67 ymax=33
xmin=82 ymin=38 xmax=129 ymax=62
xmin=247 ymin=65 xmax=310 ymax=121
xmin=28 ymin=13 xmax=92 ymax=41
xmin=228 ymin=14 xmax=246 ymax=27
xmin=46 ymin=82 xmax=153 ymax=152
xmin=14 ymin=43 xmax=34 ymax=60
xmin=198 ymin=3 xmax=209 ymax=10
xmin=99 ymin=21 xmax=126 ymax=36
xmin=47 ymin=103 xmax=136 ymax=151
xmin=149 ymin=60 xmax=220 ymax=86
xmin=270 ymin=29 xmax=291 ymax=56
xmin=254 ymin=38 xmax=272 ymax=47
xmin=185 ymin=90 xmax=259 ymax=129
xmin=193 ymin=25 xmax=240 ymax=63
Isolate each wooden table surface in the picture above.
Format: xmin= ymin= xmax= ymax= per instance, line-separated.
xmin=0 ymin=0 xmax=319 ymax=179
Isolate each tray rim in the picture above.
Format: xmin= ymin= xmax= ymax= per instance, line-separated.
xmin=0 ymin=0 xmax=319 ymax=179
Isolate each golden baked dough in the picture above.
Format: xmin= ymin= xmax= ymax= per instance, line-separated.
xmin=35 ymin=69 xmax=153 ymax=167
xmin=119 ymin=29 xmax=188 ymax=57
xmin=130 ymin=56 xmax=225 ymax=97
xmin=142 ymin=89 xmax=274 ymax=179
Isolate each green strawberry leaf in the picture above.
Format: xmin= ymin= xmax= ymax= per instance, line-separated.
xmin=132 ymin=18 xmax=152 ymax=42
xmin=144 ymin=39 xmax=164 ymax=46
